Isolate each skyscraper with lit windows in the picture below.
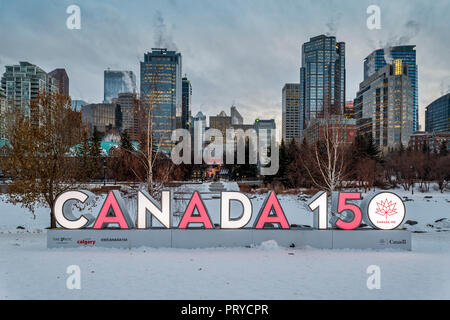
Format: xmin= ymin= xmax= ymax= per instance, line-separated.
xmin=282 ymin=83 xmax=301 ymax=142
xmin=140 ymin=48 xmax=182 ymax=152
xmin=299 ymin=35 xmax=346 ymax=136
xmin=354 ymin=60 xmax=413 ymax=152
xmin=364 ymin=45 xmax=418 ymax=132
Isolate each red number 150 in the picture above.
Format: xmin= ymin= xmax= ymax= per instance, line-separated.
xmin=308 ymin=192 xmax=362 ymax=230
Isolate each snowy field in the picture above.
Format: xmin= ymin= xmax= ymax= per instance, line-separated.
xmin=1 ymin=182 xmax=450 ymax=299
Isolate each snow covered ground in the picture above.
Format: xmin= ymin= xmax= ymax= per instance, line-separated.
xmin=1 ymin=182 xmax=450 ymax=299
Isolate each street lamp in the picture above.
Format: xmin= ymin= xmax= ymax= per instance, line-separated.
xmin=103 ymin=158 xmax=107 ymax=186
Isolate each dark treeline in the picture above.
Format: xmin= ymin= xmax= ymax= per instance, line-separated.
xmin=99 ymin=131 xmax=449 ymax=193
xmin=102 ymin=132 xmax=259 ymax=183
xmin=264 ymin=134 xmax=450 ymax=193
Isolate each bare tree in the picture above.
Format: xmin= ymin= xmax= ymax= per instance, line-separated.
xmin=126 ymin=70 xmax=166 ymax=198
xmin=435 ymin=155 xmax=450 ymax=192
xmin=1 ymin=92 xmax=86 ymax=228
xmin=392 ymin=151 xmax=417 ymax=192
xmin=354 ymin=158 xmax=379 ymax=192
xmin=302 ymin=114 xmax=351 ymax=193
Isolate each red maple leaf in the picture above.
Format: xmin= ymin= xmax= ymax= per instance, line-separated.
xmin=375 ymin=199 xmax=398 ymax=220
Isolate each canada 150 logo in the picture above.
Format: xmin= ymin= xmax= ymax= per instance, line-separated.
xmin=52 ymin=189 xmax=406 ymax=231
xmin=367 ymin=192 xmax=406 ymax=230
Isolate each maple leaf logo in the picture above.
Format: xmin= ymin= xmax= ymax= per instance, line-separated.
xmin=375 ymin=198 xmax=398 ymax=220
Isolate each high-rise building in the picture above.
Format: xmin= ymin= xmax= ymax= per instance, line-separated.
xmin=1 ymin=62 xmax=58 ymax=118
xmin=254 ymin=119 xmax=276 ymax=169
xmin=140 ymin=49 xmax=182 ymax=152
xmin=210 ymin=111 xmax=232 ymax=140
xmin=230 ymin=106 xmax=254 ymax=141
xmin=230 ymin=105 xmax=243 ymax=125
xmin=49 ymin=68 xmax=69 ymax=96
xmin=299 ymin=35 xmax=346 ymax=136
xmin=104 ymin=70 xmax=136 ymax=103
xmin=344 ymin=101 xmax=354 ymax=119
xmin=81 ymin=103 xmax=122 ymax=136
xmin=364 ymin=46 xmax=418 ymax=132
xmin=425 ymin=93 xmax=450 ymax=133
xmin=114 ymin=92 xmax=139 ymax=140
xmin=302 ymin=116 xmax=356 ymax=146
xmin=354 ymin=60 xmax=413 ymax=152
xmin=192 ymin=111 xmax=206 ymax=162
xmin=182 ymin=76 xmax=192 ymax=130
xmin=71 ymin=100 xmax=87 ymax=112
xmin=254 ymin=119 xmax=276 ymax=143
xmin=282 ymin=83 xmax=301 ymax=142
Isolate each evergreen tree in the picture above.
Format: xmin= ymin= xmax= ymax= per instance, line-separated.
xmin=352 ymin=133 xmax=382 ymax=163
xmin=91 ymin=127 xmax=102 ymax=157
xmin=422 ymin=141 xmax=430 ymax=154
xmin=439 ymin=140 xmax=448 ymax=157
xmin=281 ymin=139 xmax=299 ymax=188
xmin=120 ymin=130 xmax=133 ymax=152
xmin=398 ymin=142 xmax=405 ymax=154
xmin=87 ymin=127 xmax=103 ymax=180
xmin=234 ymin=138 xmax=258 ymax=180
xmin=365 ymin=134 xmax=383 ymax=162
xmin=78 ymin=131 xmax=93 ymax=181
xmin=262 ymin=145 xmax=274 ymax=185
xmin=278 ymin=139 xmax=288 ymax=186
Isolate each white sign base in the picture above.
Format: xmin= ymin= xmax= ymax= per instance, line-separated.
xmin=47 ymin=229 xmax=412 ymax=250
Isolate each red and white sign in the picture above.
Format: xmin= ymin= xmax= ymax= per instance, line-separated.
xmin=53 ymin=190 xmax=406 ymax=231
xmin=367 ymin=192 xmax=406 ymax=230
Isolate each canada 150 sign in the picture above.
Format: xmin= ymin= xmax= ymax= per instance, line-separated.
xmin=54 ymin=190 xmax=406 ymax=231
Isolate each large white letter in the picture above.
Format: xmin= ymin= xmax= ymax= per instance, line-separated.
xmin=220 ymin=192 xmax=252 ymax=229
xmin=54 ymin=190 xmax=95 ymax=229
xmin=137 ymin=190 xmax=171 ymax=229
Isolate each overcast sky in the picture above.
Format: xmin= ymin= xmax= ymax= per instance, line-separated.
xmin=1 ymin=0 xmax=449 ymax=130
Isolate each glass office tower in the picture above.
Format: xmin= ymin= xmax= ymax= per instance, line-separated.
xmin=364 ymin=46 xmax=418 ymax=132
xmin=182 ymin=76 xmax=192 ymax=130
xmin=299 ymin=35 xmax=346 ymax=135
xmin=425 ymin=93 xmax=450 ymax=133
xmin=140 ymin=48 xmax=182 ymax=152
xmin=354 ymin=61 xmax=413 ymax=152
xmin=282 ymin=83 xmax=301 ymax=142
xmin=104 ymin=70 xmax=136 ymax=103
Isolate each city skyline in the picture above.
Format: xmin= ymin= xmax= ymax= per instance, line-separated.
xmin=1 ymin=0 xmax=450 ymax=131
